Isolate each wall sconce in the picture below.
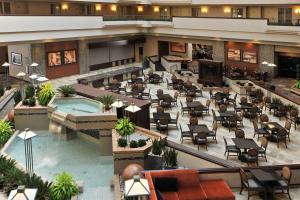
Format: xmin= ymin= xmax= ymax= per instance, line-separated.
xmin=95 ymin=4 xmax=101 ymax=11
xmin=164 ymin=8 xmax=168 ymax=12
xmin=61 ymin=3 xmax=69 ymax=10
xmin=111 ymin=5 xmax=117 ymax=12
xmin=137 ymin=6 xmax=143 ymax=13
xmin=295 ymin=8 xmax=300 ymax=14
xmin=224 ymin=7 xmax=231 ymax=14
xmin=201 ymin=7 xmax=208 ymax=14
xmin=153 ymin=6 xmax=160 ymax=13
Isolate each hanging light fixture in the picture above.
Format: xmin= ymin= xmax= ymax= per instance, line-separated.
xmin=125 ymin=103 xmax=141 ymax=113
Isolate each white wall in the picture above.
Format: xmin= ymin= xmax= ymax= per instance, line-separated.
xmin=7 ymin=44 xmax=32 ymax=80
xmin=89 ymin=47 xmax=110 ymax=65
xmin=110 ymin=44 xmax=134 ymax=61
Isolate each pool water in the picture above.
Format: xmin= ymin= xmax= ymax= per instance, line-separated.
xmin=5 ymin=130 xmax=114 ymax=200
xmin=53 ymin=99 xmax=102 ymax=114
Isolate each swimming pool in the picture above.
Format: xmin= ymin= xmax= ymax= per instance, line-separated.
xmin=5 ymin=130 xmax=114 ymax=200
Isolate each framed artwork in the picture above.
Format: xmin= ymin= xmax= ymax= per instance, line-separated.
xmin=11 ymin=52 xmax=22 ymax=66
xmin=64 ymin=50 xmax=77 ymax=64
xmin=243 ymin=51 xmax=257 ymax=63
xmin=48 ymin=52 xmax=62 ymax=67
xmin=170 ymin=42 xmax=186 ymax=53
xmin=227 ymin=49 xmax=241 ymax=61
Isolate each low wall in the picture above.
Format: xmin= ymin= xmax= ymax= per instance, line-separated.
xmin=14 ymin=102 xmax=49 ymax=131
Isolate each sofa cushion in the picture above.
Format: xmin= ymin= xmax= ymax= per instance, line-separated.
xmin=200 ymin=179 xmax=235 ymax=200
xmin=177 ymin=186 xmax=207 ymax=200
xmin=154 ymin=177 xmax=178 ymax=192
xmin=160 ymin=191 xmax=180 ymax=200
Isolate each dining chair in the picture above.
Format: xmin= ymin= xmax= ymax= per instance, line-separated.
xmin=194 ymin=132 xmax=208 ymax=151
xmin=207 ymin=122 xmax=218 ymax=143
xmin=274 ymin=128 xmax=288 ymax=148
xmin=284 ymin=121 xmax=291 ymax=142
xmin=223 ymin=137 xmax=240 ymax=160
xmin=180 ymin=101 xmax=190 ymax=116
xmin=253 ymin=120 xmax=268 ymax=141
xmin=189 ymin=117 xmax=198 ymax=126
xmin=273 ymin=166 xmax=292 ymax=200
xmin=244 ymin=148 xmax=259 ymax=166
xmin=258 ymin=137 xmax=268 ymax=162
xmin=239 ymin=168 xmax=266 ymax=200
xmin=179 ymin=124 xmax=192 ymax=144
xmin=235 ymin=129 xmax=245 ymax=139
xmin=169 ymin=112 xmax=179 ymax=129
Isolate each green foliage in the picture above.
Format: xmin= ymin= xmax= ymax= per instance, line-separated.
xmin=28 ymin=97 xmax=36 ymax=107
xmin=57 ymin=85 xmax=76 ymax=97
xmin=163 ymin=148 xmax=178 ymax=168
xmin=13 ymin=90 xmax=22 ymax=105
xmin=296 ymin=80 xmax=300 ymax=89
xmin=0 ymin=155 xmax=17 ymax=175
xmin=0 ymin=85 xmax=4 ymax=97
xmin=138 ymin=139 xmax=147 ymax=147
xmin=38 ymin=82 xmax=55 ymax=106
xmin=118 ymin=138 xmax=127 ymax=147
xmin=152 ymin=139 xmax=163 ymax=156
xmin=96 ymin=95 xmax=115 ymax=110
xmin=25 ymin=84 xmax=35 ymax=99
xmin=22 ymin=99 xmax=28 ymax=106
xmin=142 ymin=56 xmax=150 ymax=69
xmin=24 ymin=174 xmax=52 ymax=200
xmin=115 ymin=117 xmax=135 ymax=140
xmin=0 ymin=120 xmax=13 ymax=147
xmin=50 ymin=172 xmax=79 ymax=200
xmin=129 ymin=140 xmax=138 ymax=148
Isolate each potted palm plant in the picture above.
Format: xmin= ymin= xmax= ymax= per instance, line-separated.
xmin=115 ymin=117 xmax=135 ymax=144
xmin=57 ymin=85 xmax=76 ymax=97
xmin=96 ymin=95 xmax=115 ymax=111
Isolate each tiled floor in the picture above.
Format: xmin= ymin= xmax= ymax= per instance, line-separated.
xmin=135 ymin=70 xmax=300 ymax=167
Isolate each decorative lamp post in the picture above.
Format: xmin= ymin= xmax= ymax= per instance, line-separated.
xmin=8 ymin=185 xmax=37 ymax=200
xmin=16 ymin=71 xmax=26 ymax=97
xmin=124 ymin=175 xmax=150 ymax=200
xmin=2 ymin=62 xmax=10 ymax=88
xmin=18 ymin=128 xmax=37 ymax=176
xmin=29 ymin=73 xmax=38 ymax=86
xmin=125 ymin=103 xmax=141 ymax=125
xmin=30 ymin=62 xmax=39 ymax=74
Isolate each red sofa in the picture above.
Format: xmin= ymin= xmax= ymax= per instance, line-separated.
xmin=145 ymin=169 xmax=235 ymax=200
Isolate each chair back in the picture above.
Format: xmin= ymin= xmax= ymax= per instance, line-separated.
xmin=197 ymin=132 xmax=207 ymax=139
xmin=157 ymin=106 xmax=164 ymax=113
xmin=240 ymin=97 xmax=247 ymax=104
xmin=282 ymin=166 xmax=292 ymax=184
xmin=176 ymin=112 xmax=179 ymax=121
xmin=260 ymin=114 xmax=269 ymax=123
xmin=219 ymin=104 xmax=227 ymax=112
xmin=131 ymin=74 xmax=137 ymax=80
xmin=212 ymin=109 xmax=216 ymax=118
xmin=157 ymin=89 xmax=163 ymax=96
xmin=223 ymin=136 xmax=228 ymax=147
xmin=253 ymin=120 xmax=259 ymax=131
xmin=186 ymin=97 xmax=193 ymax=103
xmin=290 ymin=109 xmax=299 ymax=118
xmin=248 ymin=148 xmax=259 ymax=157
xmin=206 ymin=100 xmax=211 ymax=107
xmin=189 ymin=117 xmax=198 ymax=125
xmin=159 ymin=118 xmax=169 ymax=125
xmin=235 ymin=129 xmax=245 ymax=138
xmin=261 ymin=137 xmax=268 ymax=149
xmin=239 ymin=169 xmax=249 ymax=186
xmin=174 ymin=92 xmax=179 ymax=99
xmin=278 ymin=128 xmax=287 ymax=138
xmin=285 ymin=121 xmax=291 ymax=131
xmin=212 ymin=122 xmax=218 ymax=131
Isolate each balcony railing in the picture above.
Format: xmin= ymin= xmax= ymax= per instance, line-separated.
xmin=102 ymin=15 xmax=172 ymax=21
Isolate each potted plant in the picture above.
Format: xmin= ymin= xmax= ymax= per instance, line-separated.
xmin=147 ymin=139 xmax=164 ymax=170
xmin=115 ymin=117 xmax=135 ymax=143
xmin=97 ymin=95 xmax=115 ymax=111
xmin=50 ymin=172 xmax=79 ymax=200
xmin=13 ymin=90 xmax=22 ymax=106
xmin=0 ymin=85 xmax=4 ymax=97
xmin=163 ymin=148 xmax=178 ymax=169
xmin=57 ymin=85 xmax=76 ymax=97
xmin=38 ymin=82 xmax=55 ymax=106
xmin=295 ymin=80 xmax=300 ymax=89
xmin=25 ymin=84 xmax=35 ymax=99
xmin=142 ymin=56 xmax=149 ymax=69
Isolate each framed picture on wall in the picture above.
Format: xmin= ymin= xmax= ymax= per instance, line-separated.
xmin=170 ymin=42 xmax=186 ymax=53
xmin=11 ymin=52 xmax=22 ymax=66
xmin=243 ymin=51 xmax=257 ymax=63
xmin=227 ymin=49 xmax=241 ymax=61
xmin=48 ymin=52 xmax=62 ymax=67
xmin=64 ymin=50 xmax=77 ymax=64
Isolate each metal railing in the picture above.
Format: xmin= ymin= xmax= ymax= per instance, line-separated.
xmin=102 ymin=15 xmax=172 ymax=21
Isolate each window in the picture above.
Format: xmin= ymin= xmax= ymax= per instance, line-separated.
xmin=231 ymin=8 xmax=243 ymax=18
xmin=3 ymin=2 xmax=11 ymax=15
xmin=192 ymin=8 xmax=198 ymax=17
xmin=50 ymin=3 xmax=61 ymax=15
xmin=278 ymin=8 xmax=292 ymax=25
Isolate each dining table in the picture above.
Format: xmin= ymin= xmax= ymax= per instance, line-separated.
xmin=188 ymin=124 xmax=210 ymax=142
xmin=152 ymin=112 xmax=171 ymax=123
xmin=250 ymin=169 xmax=282 ymax=200
xmin=157 ymin=94 xmax=172 ymax=101
xmin=232 ymin=138 xmax=260 ymax=162
xmin=186 ymin=101 xmax=202 ymax=110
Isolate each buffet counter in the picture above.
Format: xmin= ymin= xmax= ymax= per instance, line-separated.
xmin=161 ymin=55 xmax=190 ymax=73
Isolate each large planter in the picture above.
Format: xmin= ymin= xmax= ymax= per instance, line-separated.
xmin=146 ymin=153 xmax=163 ymax=170
xmin=291 ymin=87 xmax=300 ymax=96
